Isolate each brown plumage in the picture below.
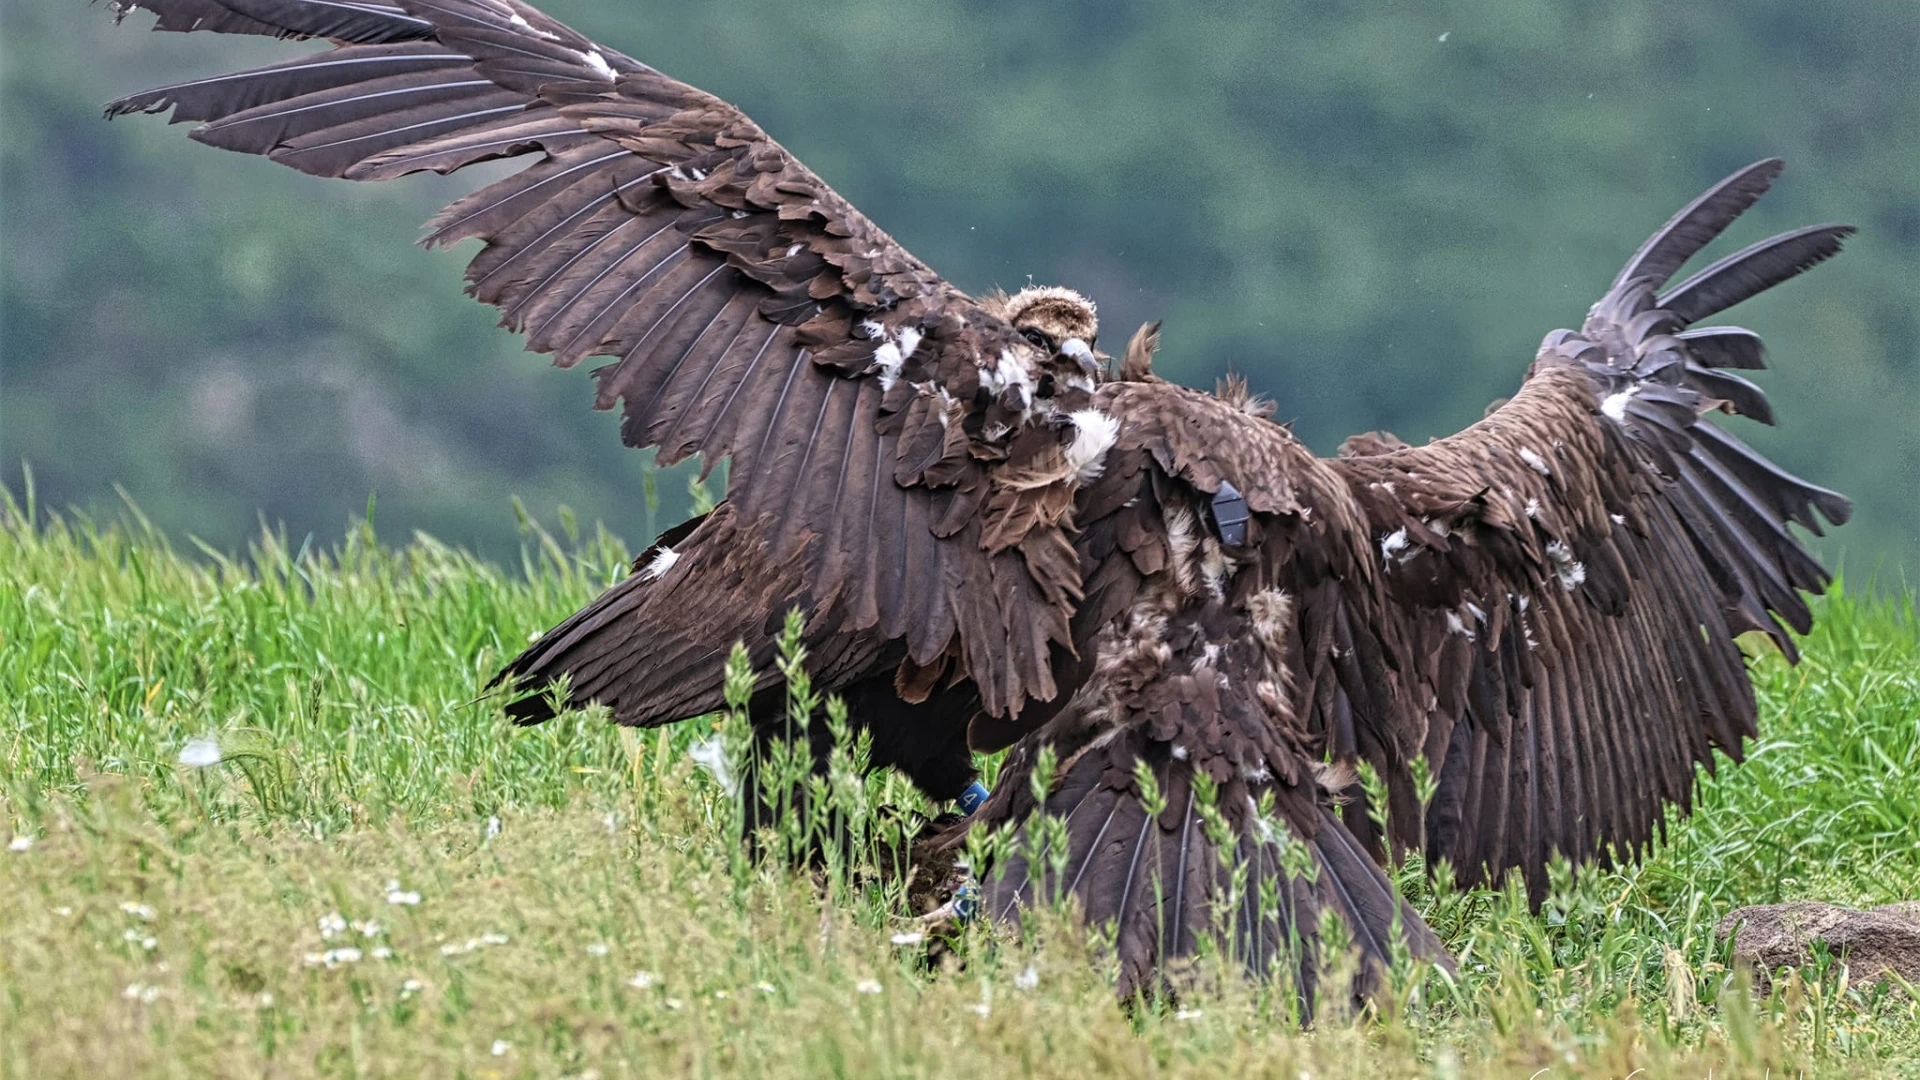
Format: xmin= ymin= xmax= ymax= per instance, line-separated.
xmin=104 ymin=1 xmax=1851 ymax=1005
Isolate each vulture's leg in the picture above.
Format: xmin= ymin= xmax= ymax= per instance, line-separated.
xmin=840 ymin=676 xmax=980 ymax=803
xmin=737 ymin=672 xmax=981 ymax=865
xmin=737 ymin=695 xmax=840 ymax=863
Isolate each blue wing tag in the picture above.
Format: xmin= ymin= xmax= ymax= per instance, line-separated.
xmin=958 ymin=781 xmax=991 ymax=815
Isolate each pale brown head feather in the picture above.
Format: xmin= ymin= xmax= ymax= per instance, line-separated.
xmin=986 ymin=285 xmax=1100 ymax=347
xmin=1119 ymin=320 xmax=1161 ymax=381
xmin=1214 ymin=371 xmax=1276 ymax=418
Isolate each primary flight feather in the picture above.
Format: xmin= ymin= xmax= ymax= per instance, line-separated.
xmin=100 ymin=0 xmax=1852 ymax=1002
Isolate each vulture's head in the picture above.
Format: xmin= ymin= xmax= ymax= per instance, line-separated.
xmin=995 ymin=285 xmax=1107 ymax=384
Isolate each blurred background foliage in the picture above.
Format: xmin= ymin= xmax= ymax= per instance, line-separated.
xmin=3 ymin=0 xmax=1915 ymax=572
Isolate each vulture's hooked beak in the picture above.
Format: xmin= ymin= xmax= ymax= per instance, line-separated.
xmin=1059 ymin=337 xmax=1103 ymax=378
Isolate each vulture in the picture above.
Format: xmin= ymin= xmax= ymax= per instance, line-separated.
xmin=102 ymin=0 xmax=1852 ymax=1004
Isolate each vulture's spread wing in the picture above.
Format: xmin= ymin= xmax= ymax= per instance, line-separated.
xmin=957 ymin=161 xmax=1848 ymax=998
xmin=1327 ymin=159 xmax=1851 ymax=898
xmin=106 ymin=0 xmax=1104 ymax=728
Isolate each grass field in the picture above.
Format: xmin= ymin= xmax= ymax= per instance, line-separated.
xmin=3 ymin=481 xmax=1918 ymax=1079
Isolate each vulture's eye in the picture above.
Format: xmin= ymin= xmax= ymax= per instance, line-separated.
xmin=1021 ymin=328 xmax=1053 ymax=351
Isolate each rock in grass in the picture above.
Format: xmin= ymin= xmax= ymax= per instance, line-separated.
xmin=1716 ymin=901 xmax=1920 ymax=991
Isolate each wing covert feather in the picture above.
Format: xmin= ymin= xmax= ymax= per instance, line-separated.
xmin=104 ymin=0 xmax=1104 ymax=724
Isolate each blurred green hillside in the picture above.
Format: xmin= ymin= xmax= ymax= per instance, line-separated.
xmin=3 ymin=0 xmax=1915 ymax=569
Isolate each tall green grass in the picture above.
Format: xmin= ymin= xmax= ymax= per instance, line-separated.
xmin=3 ymin=483 xmax=1917 ymax=1078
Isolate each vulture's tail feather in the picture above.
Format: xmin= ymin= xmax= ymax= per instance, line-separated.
xmin=495 ymin=566 xmax=658 ymax=726
xmin=492 ymin=507 xmax=762 ymax=728
xmin=967 ymin=729 xmax=1447 ymax=1009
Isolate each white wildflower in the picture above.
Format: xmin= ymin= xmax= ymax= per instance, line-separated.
xmin=491 ymin=1040 xmax=511 ymax=1057
xmin=308 ymin=947 xmax=363 ymax=967
xmin=178 ymin=736 xmax=223 ymax=768
xmin=485 ymin=816 xmax=501 ymax=840
xmin=855 ymin=979 xmax=883 ymax=995
xmin=122 ymin=982 xmax=161 ymax=1004
xmin=628 ymin=970 xmax=659 ymax=989
xmin=753 ymin=982 xmax=775 ymax=995
xmin=663 ymin=997 xmax=684 ymax=1010
xmin=439 ymin=933 xmax=509 ymax=956
xmin=318 ymin=912 xmax=347 ymax=940
xmin=8 ymin=835 xmax=33 ymax=852
xmin=585 ymin=942 xmax=610 ymax=957
xmin=400 ymin=978 xmax=425 ymax=998
xmin=352 ymin=919 xmax=382 ymax=938
xmin=385 ymin=881 xmax=422 ymax=906
xmin=1014 ymin=965 xmax=1039 ymax=991
xmin=713 ymin=990 xmax=729 ymax=1000
xmin=53 ymin=906 xmax=73 ymax=918
xmin=968 ymin=982 xmax=995 ymax=1018
xmin=371 ymin=947 xmax=393 ymax=960
xmin=688 ymin=737 xmax=737 ymax=796
xmin=1175 ymin=1008 xmax=1204 ymax=1021
xmin=890 ymin=932 xmax=925 ymax=947
xmin=120 ymin=902 xmax=156 ymax=921
xmin=603 ymin=812 xmax=618 ymax=834
xmin=256 ymin=992 xmax=274 ymax=1007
